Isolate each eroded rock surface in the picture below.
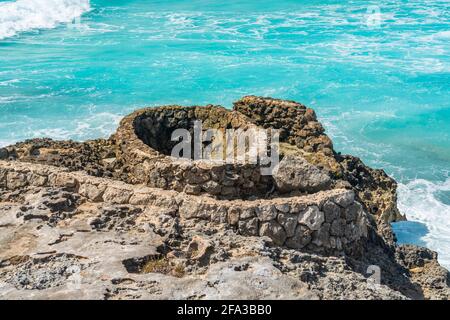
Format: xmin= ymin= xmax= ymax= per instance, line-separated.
xmin=0 ymin=96 xmax=447 ymax=300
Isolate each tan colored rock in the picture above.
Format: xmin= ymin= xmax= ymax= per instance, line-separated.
xmin=0 ymin=168 xmax=7 ymax=188
xmin=28 ymin=173 xmax=48 ymax=187
xmin=273 ymin=155 xmax=332 ymax=193
xmin=332 ymin=190 xmax=355 ymax=208
xmin=54 ymin=172 xmax=78 ymax=189
xmin=6 ymin=172 xmax=28 ymax=189
xmin=277 ymin=213 xmax=298 ymax=237
xmin=187 ymin=235 xmax=214 ymax=267
xmin=103 ymin=187 xmax=132 ymax=204
xmin=238 ymin=218 xmax=259 ymax=236
xmin=179 ymin=198 xmax=212 ymax=220
xmin=184 ymin=184 xmax=202 ymax=195
xmin=129 ymin=192 xmax=154 ymax=205
xmin=227 ymin=207 xmax=240 ymax=226
xmin=79 ymin=183 xmax=106 ymax=202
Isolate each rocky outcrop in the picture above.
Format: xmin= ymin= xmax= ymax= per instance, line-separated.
xmin=0 ymin=96 xmax=446 ymax=300
xmin=273 ymin=155 xmax=332 ymax=193
xmin=114 ymin=105 xmax=264 ymax=197
xmin=0 ymin=161 xmax=368 ymax=256
xmin=1 ymin=97 xmax=403 ymax=222
xmin=234 ymin=96 xmax=404 ymax=222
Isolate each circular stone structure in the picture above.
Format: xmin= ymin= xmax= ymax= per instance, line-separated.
xmin=1 ymin=95 xmax=403 ymax=256
xmin=114 ymin=105 xmax=274 ymax=199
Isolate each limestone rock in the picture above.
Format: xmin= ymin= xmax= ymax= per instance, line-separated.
xmin=332 ymin=190 xmax=355 ymax=208
xmin=273 ymin=155 xmax=332 ymax=193
xmin=187 ymin=236 xmax=214 ymax=267
xmin=312 ymin=223 xmax=331 ymax=247
xmin=298 ymin=206 xmax=324 ymax=231
xmin=330 ymin=219 xmax=346 ymax=237
xmin=103 ymin=187 xmax=132 ymax=204
xmin=78 ymin=183 xmax=105 ymax=202
xmin=238 ymin=218 xmax=259 ymax=236
xmin=323 ymin=200 xmax=340 ymax=223
xmin=0 ymin=160 xmax=448 ymax=300
xmin=259 ymin=221 xmax=287 ymax=246
xmin=0 ymin=96 xmax=447 ymax=300
xmin=344 ymin=202 xmax=362 ymax=222
xmin=285 ymin=225 xmax=312 ymax=249
xmin=277 ymin=213 xmax=298 ymax=237
xmin=202 ymin=180 xmax=222 ymax=195
xmin=240 ymin=207 xmax=256 ymax=219
xmin=227 ymin=207 xmax=240 ymax=226
xmin=6 ymin=172 xmax=28 ymax=189
xmin=255 ymin=204 xmax=277 ymax=222
xmin=54 ymin=173 xmax=78 ymax=189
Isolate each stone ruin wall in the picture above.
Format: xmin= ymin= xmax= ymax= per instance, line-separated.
xmin=114 ymin=105 xmax=276 ymax=199
xmin=112 ymin=102 xmax=341 ymax=201
xmin=0 ymin=160 xmax=369 ymax=256
xmin=0 ymin=96 xmax=408 ymax=257
xmin=0 ymin=96 xmax=403 ymax=222
xmin=233 ymin=96 xmax=403 ymax=222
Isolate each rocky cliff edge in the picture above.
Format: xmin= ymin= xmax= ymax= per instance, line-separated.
xmin=0 ymin=96 xmax=448 ymax=299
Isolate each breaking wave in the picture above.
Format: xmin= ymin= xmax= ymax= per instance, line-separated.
xmin=0 ymin=0 xmax=90 ymax=40
xmin=397 ymin=178 xmax=450 ymax=269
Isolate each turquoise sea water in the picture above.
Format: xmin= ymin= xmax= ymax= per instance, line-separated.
xmin=0 ymin=1 xmax=449 ymax=267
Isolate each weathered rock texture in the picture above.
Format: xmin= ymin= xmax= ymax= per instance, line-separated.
xmin=234 ymin=96 xmax=404 ymax=222
xmin=0 ymin=161 xmax=369 ymax=256
xmin=114 ymin=105 xmax=272 ymax=198
xmin=1 ymin=96 xmax=404 ymax=222
xmin=0 ymin=96 xmax=447 ymax=300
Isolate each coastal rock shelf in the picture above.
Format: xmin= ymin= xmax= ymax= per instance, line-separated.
xmin=0 ymin=160 xmax=368 ymax=255
xmin=0 ymin=96 xmax=448 ymax=300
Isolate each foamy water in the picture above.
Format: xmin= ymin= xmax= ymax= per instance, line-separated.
xmin=0 ymin=0 xmax=90 ymax=40
xmin=397 ymin=179 xmax=450 ymax=267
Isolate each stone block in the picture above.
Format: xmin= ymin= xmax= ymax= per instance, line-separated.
xmin=285 ymin=225 xmax=312 ymax=249
xmin=255 ymin=204 xmax=277 ymax=221
xmin=238 ymin=218 xmax=259 ymax=236
xmin=298 ymin=206 xmax=324 ymax=231
xmin=277 ymin=213 xmax=298 ymax=237
xmin=6 ymin=172 xmax=28 ymax=189
xmin=259 ymin=221 xmax=287 ymax=246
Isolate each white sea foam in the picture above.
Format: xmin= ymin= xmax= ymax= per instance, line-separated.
xmin=0 ymin=139 xmax=13 ymax=148
xmin=432 ymin=30 xmax=450 ymax=40
xmin=398 ymin=178 xmax=450 ymax=269
xmin=0 ymin=0 xmax=90 ymax=40
xmin=27 ymin=112 xmax=123 ymax=141
xmin=0 ymin=111 xmax=123 ymax=148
